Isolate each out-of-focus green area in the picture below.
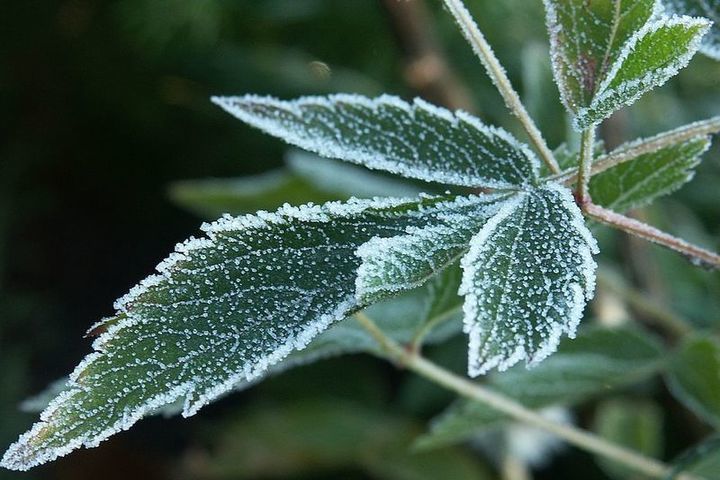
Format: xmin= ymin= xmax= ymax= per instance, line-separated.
xmin=1 ymin=1 xmax=719 ymax=479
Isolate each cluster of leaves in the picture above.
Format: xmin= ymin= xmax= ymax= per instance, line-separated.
xmin=2 ymin=0 xmax=720 ymax=476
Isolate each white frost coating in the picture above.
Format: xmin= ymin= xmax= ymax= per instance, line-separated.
xmin=665 ymin=0 xmax=720 ymax=59
xmin=460 ymin=184 xmax=598 ymax=377
xmin=355 ymin=193 xmax=514 ymax=303
xmin=211 ymin=94 xmax=539 ymax=188
xmin=1 ymin=192 xmax=501 ymax=471
xmin=576 ymin=15 xmax=711 ymax=129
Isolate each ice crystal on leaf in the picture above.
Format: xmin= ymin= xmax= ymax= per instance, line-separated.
xmin=1 ymin=194 xmax=509 ymax=471
xmin=665 ymin=0 xmax=720 ymax=59
xmin=460 ymin=184 xmax=598 ymax=376
xmin=544 ymin=0 xmax=710 ymax=129
xmin=212 ymin=94 xmax=539 ymax=189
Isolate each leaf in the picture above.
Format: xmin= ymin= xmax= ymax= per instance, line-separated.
xmin=544 ymin=0 xmax=710 ymax=129
xmin=666 ymin=335 xmax=720 ymax=429
xmin=667 ymin=434 xmax=720 ymax=479
xmin=593 ymin=398 xmax=663 ymax=480
xmin=184 ymin=399 xmax=493 ymax=480
xmin=665 ymin=0 xmax=720 ymax=60
xmin=460 ymin=183 xmax=598 ymax=376
xmin=1 ymin=193 xmax=506 ymax=471
xmin=581 ymin=15 xmax=711 ymax=129
xmin=590 ymin=135 xmax=711 ymax=212
xmin=356 ymin=193 xmax=512 ymax=303
xmin=416 ymin=326 xmax=665 ymax=450
xmin=212 ymin=94 xmax=539 ymax=188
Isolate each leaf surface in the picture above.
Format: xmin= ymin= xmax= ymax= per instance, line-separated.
xmin=666 ymin=335 xmax=720 ymax=429
xmin=1 ymin=193 xmax=503 ymax=471
xmin=415 ymin=326 xmax=665 ymax=449
xmin=212 ymin=94 xmax=539 ymax=188
xmin=590 ymin=135 xmax=711 ymax=212
xmin=544 ymin=0 xmax=709 ymax=129
xmin=460 ymin=184 xmax=598 ymax=376
xmin=666 ymin=0 xmax=720 ymax=59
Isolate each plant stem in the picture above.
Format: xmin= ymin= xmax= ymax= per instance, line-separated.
xmin=557 ymin=115 xmax=720 ymax=185
xmin=353 ymin=311 xmax=700 ymax=480
xmin=576 ymin=127 xmax=596 ymax=204
xmin=585 ymin=203 xmax=720 ymax=270
xmin=501 ymin=452 xmax=532 ymax=480
xmin=440 ymin=0 xmax=560 ymax=174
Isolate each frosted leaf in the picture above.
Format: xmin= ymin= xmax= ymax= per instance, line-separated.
xmin=544 ymin=0 xmax=710 ymax=129
xmin=1 ymin=193 xmax=500 ymax=471
xmin=590 ymin=135 xmax=711 ymax=212
xmin=212 ymin=94 xmax=539 ymax=188
xmin=460 ymin=183 xmax=599 ymax=376
xmin=356 ymin=193 xmax=512 ymax=303
xmin=665 ymin=0 xmax=720 ymax=59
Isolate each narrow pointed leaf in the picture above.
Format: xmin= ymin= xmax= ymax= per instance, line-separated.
xmin=1 ymin=193 xmax=503 ymax=471
xmin=590 ymin=135 xmax=711 ymax=212
xmin=415 ymin=327 xmax=665 ymax=450
xmin=578 ymin=15 xmax=711 ymax=129
xmin=212 ymin=94 xmax=539 ymax=188
xmin=666 ymin=335 xmax=720 ymax=429
xmin=666 ymin=0 xmax=720 ymax=59
xmin=460 ymin=184 xmax=599 ymax=376
xmin=544 ymin=0 xmax=659 ymax=117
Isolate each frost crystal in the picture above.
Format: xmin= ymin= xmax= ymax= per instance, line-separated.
xmin=212 ymin=94 xmax=539 ymax=189
xmin=544 ymin=0 xmax=710 ymax=129
xmin=665 ymin=0 xmax=720 ymax=59
xmin=1 ymin=193 xmax=513 ymax=471
xmin=459 ymin=184 xmax=599 ymax=376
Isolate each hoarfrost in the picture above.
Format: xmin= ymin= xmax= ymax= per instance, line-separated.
xmin=1 ymin=193 xmax=511 ymax=471
xmin=212 ymin=94 xmax=539 ymax=188
xmin=665 ymin=0 xmax=720 ymax=59
xmin=459 ymin=183 xmax=599 ymax=376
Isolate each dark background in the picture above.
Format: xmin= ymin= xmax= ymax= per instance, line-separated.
xmin=1 ymin=1 xmax=719 ymax=478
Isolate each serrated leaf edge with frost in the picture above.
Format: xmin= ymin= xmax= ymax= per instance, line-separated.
xmin=211 ymin=94 xmax=540 ymax=189
xmin=574 ymin=15 xmax=710 ymax=129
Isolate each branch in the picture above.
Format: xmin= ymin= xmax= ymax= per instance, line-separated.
xmin=585 ymin=203 xmax=720 ymax=270
xmin=353 ymin=312 xmax=702 ymax=480
xmin=440 ymin=0 xmax=560 ymax=174
xmin=380 ymin=0 xmax=476 ymax=112
xmin=557 ymin=116 xmax=720 ymax=185
xmin=576 ymin=127 xmax=596 ymax=204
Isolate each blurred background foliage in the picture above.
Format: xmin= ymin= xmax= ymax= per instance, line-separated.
xmin=1 ymin=0 xmax=719 ymax=479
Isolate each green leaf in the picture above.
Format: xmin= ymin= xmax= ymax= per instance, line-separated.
xmin=416 ymin=326 xmax=665 ymax=449
xmin=0 ymin=193 xmax=505 ymax=471
xmin=212 ymin=94 xmax=540 ymax=188
xmin=666 ymin=335 xmax=720 ymax=429
xmin=667 ymin=434 xmax=720 ymax=479
xmin=665 ymin=0 xmax=720 ymax=60
xmin=544 ymin=0 xmax=710 ymax=129
xmin=590 ymin=135 xmax=711 ymax=212
xmin=185 ymin=399 xmax=493 ymax=480
xmin=169 ymin=151 xmax=424 ymax=218
xmin=593 ymin=398 xmax=663 ymax=480
xmin=461 ymin=183 xmax=598 ymax=376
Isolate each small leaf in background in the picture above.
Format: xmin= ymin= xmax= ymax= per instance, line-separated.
xmin=590 ymin=135 xmax=711 ymax=212
xmin=666 ymin=335 xmax=720 ymax=429
xmin=169 ymin=150 xmax=425 ymax=218
xmin=666 ymin=434 xmax=720 ymax=479
xmin=460 ymin=183 xmax=598 ymax=376
xmin=212 ymin=94 xmax=540 ymax=188
xmin=1 ymin=194 xmax=503 ymax=471
xmin=183 ymin=399 xmax=493 ymax=480
xmin=416 ymin=326 xmax=665 ymax=449
xmin=544 ymin=0 xmax=710 ymax=129
xmin=593 ymin=398 xmax=664 ymax=480
xmin=665 ymin=0 xmax=720 ymax=60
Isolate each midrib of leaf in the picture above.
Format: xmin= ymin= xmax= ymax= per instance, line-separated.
xmin=476 ymin=198 xmax=529 ymax=348
xmin=597 ymin=0 xmax=625 ymax=91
